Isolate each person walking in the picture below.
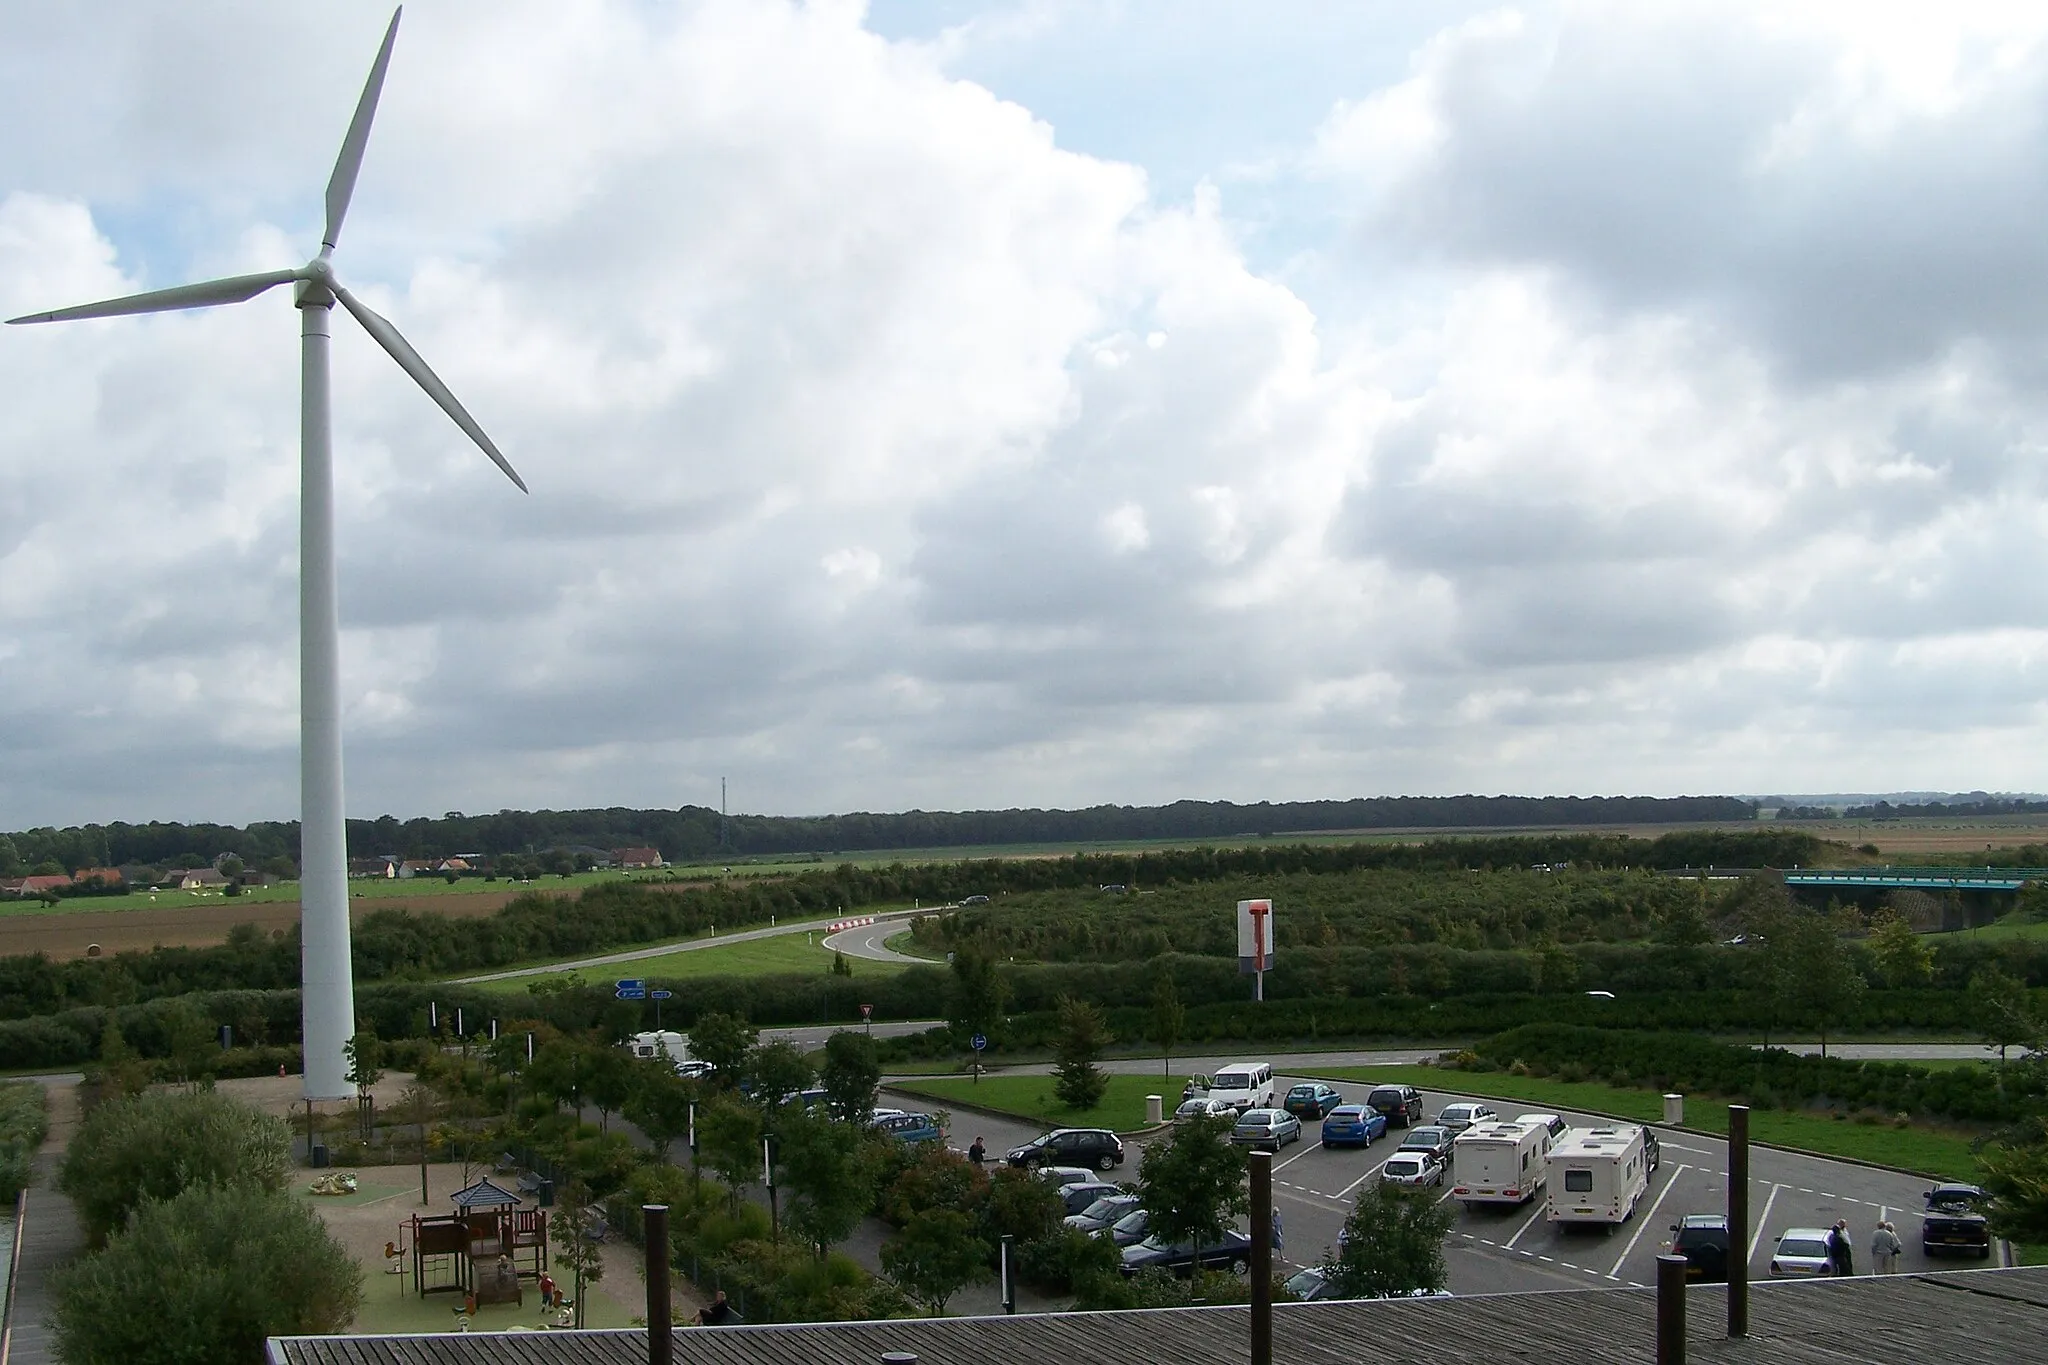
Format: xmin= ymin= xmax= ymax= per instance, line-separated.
xmin=967 ymin=1135 xmax=987 ymax=1166
xmin=1270 ymin=1208 xmax=1285 ymax=1258
xmin=1870 ymin=1220 xmax=1902 ymax=1274
xmin=1826 ymin=1219 xmax=1855 ymax=1276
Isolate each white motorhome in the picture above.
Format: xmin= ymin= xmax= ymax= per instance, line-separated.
xmin=1206 ymin=1061 xmax=1276 ymax=1113
xmin=625 ymin=1030 xmax=693 ymax=1068
xmin=1544 ymin=1125 xmax=1651 ymax=1225
xmin=1451 ymin=1119 xmax=1551 ymax=1206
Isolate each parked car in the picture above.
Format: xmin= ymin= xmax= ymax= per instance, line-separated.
xmin=1516 ymin=1112 xmax=1569 ymax=1141
xmin=1768 ymin=1229 xmax=1833 ymax=1277
xmin=1007 ymin=1128 xmax=1126 ymax=1172
xmin=1119 ymin=1230 xmax=1254 ymax=1277
xmin=1320 ymin=1104 xmax=1389 ymax=1148
xmin=1033 ymin=1165 xmax=1100 ymax=1190
xmin=1175 ymin=1096 xmax=1236 ymax=1123
xmin=1922 ymin=1184 xmax=1993 ymax=1258
xmin=1380 ymin=1151 xmax=1446 ymax=1188
xmin=1058 ymin=1180 xmax=1124 ymax=1217
xmin=1668 ymin=1215 xmax=1731 ymax=1283
xmin=1436 ymin=1102 xmax=1497 ymax=1134
xmin=1283 ymin=1082 xmax=1345 ymax=1120
xmin=870 ymin=1112 xmax=944 ymax=1144
xmin=1366 ymin=1084 xmax=1427 ymax=1128
xmin=1231 ymin=1108 xmax=1303 ymax=1151
xmin=675 ymin=1061 xmax=716 ymax=1083
xmin=1065 ymin=1193 xmax=1142 ymax=1235
xmin=1397 ymin=1126 xmax=1454 ymax=1163
xmin=1283 ymin=1265 xmax=1346 ymax=1301
xmin=1104 ymin=1206 xmax=1152 ymax=1247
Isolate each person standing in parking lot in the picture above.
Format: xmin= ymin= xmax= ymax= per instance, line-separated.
xmin=967 ymin=1136 xmax=986 ymax=1166
xmin=1870 ymin=1220 xmax=1902 ymax=1274
xmin=1270 ymin=1209 xmax=1284 ymax=1257
xmin=1826 ymin=1220 xmax=1854 ymax=1276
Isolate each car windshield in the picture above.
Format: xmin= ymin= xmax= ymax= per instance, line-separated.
xmin=1778 ymin=1238 xmax=1827 ymax=1258
xmin=1081 ymin=1198 xmax=1123 ymax=1220
xmin=1112 ymin=1209 xmax=1147 ymax=1233
xmin=1406 ymin=1128 xmax=1446 ymax=1144
xmin=1214 ymin=1071 xmax=1253 ymax=1089
xmin=1283 ymin=1268 xmax=1325 ymax=1296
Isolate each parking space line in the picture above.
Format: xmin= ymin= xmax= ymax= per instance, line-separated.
xmin=1609 ymin=1163 xmax=1687 ymax=1279
xmin=1334 ymin=1157 xmax=1392 ymax=1201
xmin=1503 ymin=1201 xmax=1547 ymax=1251
xmin=1661 ymin=1142 xmax=1715 ymax=1156
xmin=1272 ymin=1142 xmax=1319 ymax=1173
xmin=1749 ymin=1184 xmax=1784 ymax=1262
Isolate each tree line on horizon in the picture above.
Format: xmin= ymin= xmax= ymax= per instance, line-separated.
xmin=0 ymin=793 xmax=1757 ymax=873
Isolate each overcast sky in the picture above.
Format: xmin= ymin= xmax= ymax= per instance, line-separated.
xmin=4 ymin=1 xmax=2048 ymax=829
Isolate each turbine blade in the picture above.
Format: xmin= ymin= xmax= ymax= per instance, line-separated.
xmin=5 ymin=269 xmax=301 ymax=324
xmin=332 ymin=282 xmax=528 ymax=493
xmin=324 ymin=8 xmax=403 ymax=250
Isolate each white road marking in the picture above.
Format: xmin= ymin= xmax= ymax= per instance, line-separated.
xmin=1661 ymin=1142 xmax=1715 ymax=1156
xmin=1609 ymin=1163 xmax=1688 ymax=1279
xmin=1333 ymin=1157 xmax=1392 ymax=1200
xmin=1504 ymin=1200 xmax=1548 ymax=1250
xmin=1273 ymin=1142 xmax=1319 ymax=1173
xmin=1749 ymin=1184 xmax=1784 ymax=1263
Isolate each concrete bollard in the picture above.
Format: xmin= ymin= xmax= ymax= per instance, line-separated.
xmin=1663 ymin=1093 xmax=1683 ymax=1125
xmin=1146 ymin=1094 xmax=1163 ymax=1125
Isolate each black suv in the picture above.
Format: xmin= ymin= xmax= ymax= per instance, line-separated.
xmin=1922 ymin=1184 xmax=1993 ymax=1258
xmin=1006 ymin=1128 xmax=1126 ymax=1172
xmin=1668 ymin=1214 xmax=1731 ymax=1282
xmin=1367 ymin=1084 xmax=1426 ymax=1128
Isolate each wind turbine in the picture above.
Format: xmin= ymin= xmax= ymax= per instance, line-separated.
xmin=7 ymin=8 xmax=525 ymax=1100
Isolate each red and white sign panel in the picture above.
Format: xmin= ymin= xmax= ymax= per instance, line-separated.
xmin=1237 ymin=898 xmax=1274 ymax=975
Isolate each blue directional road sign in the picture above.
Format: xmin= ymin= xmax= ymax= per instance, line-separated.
xmin=615 ymin=977 xmax=647 ymax=1001
xmin=650 ymin=989 xmax=673 ymax=1001
xmin=971 ymin=1033 xmax=988 ymax=1052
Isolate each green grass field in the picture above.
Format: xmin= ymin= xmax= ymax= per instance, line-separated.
xmin=460 ymin=930 xmax=913 ymax=992
xmin=0 ymin=870 xmax=658 ymax=917
xmin=1951 ymin=915 xmax=2048 ymax=942
xmin=893 ymin=1074 xmax=1192 ymax=1134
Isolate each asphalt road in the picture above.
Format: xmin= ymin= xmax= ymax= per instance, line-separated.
xmin=452 ymin=907 xmax=929 ymax=983
xmin=886 ymin=1065 xmax=1981 ymax=1297
xmin=822 ymin=918 xmax=930 ymax=965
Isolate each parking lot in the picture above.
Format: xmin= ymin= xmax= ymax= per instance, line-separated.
xmin=887 ymin=1066 xmax=1973 ymax=1296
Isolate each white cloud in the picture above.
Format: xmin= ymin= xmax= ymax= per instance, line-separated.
xmin=7 ymin=1 xmax=2048 ymax=828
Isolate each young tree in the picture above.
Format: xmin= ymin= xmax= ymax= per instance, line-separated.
xmin=1867 ymin=910 xmax=1934 ymax=988
xmin=819 ymin=1030 xmax=882 ymax=1123
xmin=1970 ymin=965 xmax=2041 ymax=1064
xmin=696 ymin=1095 xmax=764 ymax=1214
xmin=881 ymin=1208 xmax=992 ymax=1316
xmin=163 ymin=1000 xmax=218 ymax=1088
xmin=744 ymin=1040 xmax=817 ymax=1118
xmin=58 ymin=1089 xmax=291 ymax=1247
xmin=581 ymin=1042 xmax=636 ymax=1134
xmin=551 ymin=1178 xmax=607 ymax=1329
xmin=621 ymin=1060 xmax=696 ymax=1164
xmin=948 ymin=942 xmax=1006 ymax=1043
xmin=92 ymin=1018 xmax=150 ymax=1102
xmin=1787 ymin=905 xmax=1868 ymax=1057
xmin=343 ymin=1029 xmax=383 ymax=1140
xmin=777 ymin=1108 xmax=880 ymax=1259
xmin=1151 ymin=972 xmax=1184 ymax=1079
xmin=1137 ymin=1113 xmax=1247 ymax=1258
xmin=1328 ymin=1180 xmax=1456 ymax=1298
xmin=1053 ymin=995 xmax=1111 ymax=1111
xmin=1979 ymin=1117 xmax=2048 ymax=1245
xmin=688 ymin=1011 xmax=759 ymax=1086
xmin=51 ymin=1183 xmax=362 ymax=1365
xmin=524 ymin=1038 xmax=587 ymax=1115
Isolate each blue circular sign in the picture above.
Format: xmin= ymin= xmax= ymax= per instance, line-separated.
xmin=971 ymin=1033 xmax=988 ymax=1051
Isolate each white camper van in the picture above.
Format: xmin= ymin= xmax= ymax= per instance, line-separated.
xmin=1451 ymin=1119 xmax=1551 ymax=1206
xmin=1545 ymin=1125 xmax=1651 ymax=1226
xmin=1206 ymin=1062 xmax=1276 ymax=1113
xmin=626 ymin=1030 xmax=693 ymax=1069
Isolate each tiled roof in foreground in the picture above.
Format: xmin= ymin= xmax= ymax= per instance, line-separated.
xmin=271 ymin=1265 xmax=2048 ymax=1365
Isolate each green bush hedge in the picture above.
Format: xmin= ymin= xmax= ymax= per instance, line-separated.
xmin=0 ymin=1080 xmax=49 ymax=1203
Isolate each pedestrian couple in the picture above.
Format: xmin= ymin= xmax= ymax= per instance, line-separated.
xmin=1826 ymin=1218 xmax=1902 ymax=1275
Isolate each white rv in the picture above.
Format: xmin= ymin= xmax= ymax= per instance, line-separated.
xmin=1206 ymin=1061 xmax=1276 ymax=1113
xmin=1451 ymin=1119 xmax=1551 ymax=1206
xmin=1544 ymin=1125 xmax=1651 ymax=1226
xmin=626 ymin=1030 xmax=694 ymax=1069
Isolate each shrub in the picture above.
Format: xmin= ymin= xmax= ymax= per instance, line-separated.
xmin=0 ymin=1081 xmax=49 ymax=1203
xmin=58 ymin=1089 xmax=291 ymax=1246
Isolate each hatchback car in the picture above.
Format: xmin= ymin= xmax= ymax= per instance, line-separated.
xmin=1366 ymin=1084 xmax=1426 ymax=1128
xmin=1007 ymin=1128 xmax=1126 ymax=1171
xmin=1065 ymin=1193 xmax=1141 ymax=1235
xmin=1769 ymin=1229 xmax=1833 ymax=1277
xmin=1033 ymin=1165 xmax=1100 ymax=1189
xmin=1119 ymin=1230 xmax=1254 ymax=1277
xmin=1283 ymin=1265 xmax=1345 ymax=1301
xmin=1058 ymin=1180 xmax=1124 ymax=1217
xmin=1320 ymin=1104 xmax=1388 ymax=1148
xmin=1230 ymin=1108 xmax=1303 ymax=1151
xmin=1436 ymin=1102 xmax=1497 ymax=1134
xmin=1668 ymin=1215 xmax=1731 ymax=1283
xmin=1379 ymin=1151 xmax=1445 ymax=1188
xmin=870 ymin=1112 xmax=944 ymax=1144
xmin=1283 ymin=1082 xmax=1345 ymax=1120
xmin=1396 ymin=1126 xmax=1454 ymax=1162
xmin=1104 ymin=1206 xmax=1152 ymax=1247
xmin=1175 ymin=1096 xmax=1236 ymax=1123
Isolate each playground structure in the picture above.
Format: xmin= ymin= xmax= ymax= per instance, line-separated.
xmin=407 ymin=1177 xmax=550 ymax=1305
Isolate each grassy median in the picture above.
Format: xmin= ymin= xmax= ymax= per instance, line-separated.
xmin=893 ymin=1074 xmax=1194 ymax=1134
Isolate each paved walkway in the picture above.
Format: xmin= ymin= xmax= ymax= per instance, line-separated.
xmin=2 ymin=1155 xmax=84 ymax=1365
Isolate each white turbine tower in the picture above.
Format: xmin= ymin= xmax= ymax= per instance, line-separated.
xmin=6 ymin=8 xmax=525 ymax=1100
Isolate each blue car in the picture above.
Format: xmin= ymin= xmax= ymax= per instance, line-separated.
xmin=1321 ymin=1104 xmax=1388 ymax=1148
xmin=871 ymin=1112 xmax=944 ymax=1144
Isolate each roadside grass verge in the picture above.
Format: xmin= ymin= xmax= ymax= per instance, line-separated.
xmin=458 ymin=930 xmax=907 ymax=992
xmin=1310 ymin=1065 xmax=1984 ymax=1180
xmin=892 ymin=1074 xmax=1193 ymax=1135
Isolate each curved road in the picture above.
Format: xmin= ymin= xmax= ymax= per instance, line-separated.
xmin=822 ymin=918 xmax=933 ymax=965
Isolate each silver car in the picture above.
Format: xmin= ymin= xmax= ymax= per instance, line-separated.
xmin=1231 ymin=1108 xmax=1303 ymax=1150
xmin=1769 ymin=1229 xmax=1833 ymax=1277
xmin=1379 ymin=1151 xmax=1445 ymax=1187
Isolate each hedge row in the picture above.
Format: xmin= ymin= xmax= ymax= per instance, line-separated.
xmin=0 ymin=1081 xmax=48 ymax=1203
xmin=1468 ymin=1023 xmax=2047 ymax=1124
